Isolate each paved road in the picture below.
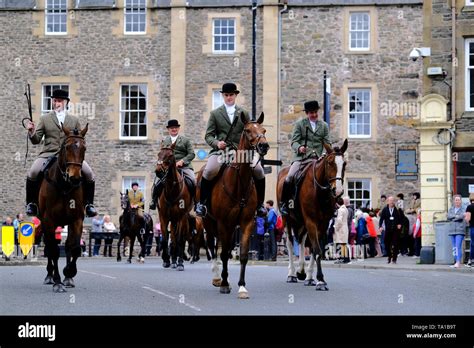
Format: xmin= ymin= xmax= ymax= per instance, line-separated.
xmin=1 ymin=258 xmax=473 ymax=315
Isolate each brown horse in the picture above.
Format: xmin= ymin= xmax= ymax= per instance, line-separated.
xmin=188 ymin=215 xmax=211 ymax=263
xmin=39 ymin=124 xmax=89 ymax=292
xmin=196 ymin=112 xmax=269 ymax=299
xmin=154 ymin=142 xmax=193 ymax=271
xmin=276 ymin=139 xmax=347 ymax=291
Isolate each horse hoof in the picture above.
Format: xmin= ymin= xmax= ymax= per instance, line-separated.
xmin=286 ymin=276 xmax=298 ymax=283
xmin=296 ymin=271 xmax=306 ymax=281
xmin=212 ymin=278 xmax=222 ymax=287
xmin=163 ymin=261 xmax=171 ymax=268
xmin=315 ymin=282 xmax=328 ymax=291
xmin=177 ymin=265 xmax=184 ymax=271
xmin=63 ymin=278 xmax=75 ymax=288
xmin=127 ymin=259 xmax=131 ymax=264
xmin=171 ymin=263 xmax=177 ymax=269
xmin=190 ymin=260 xmax=195 ymax=264
xmin=139 ymin=257 xmax=145 ymax=264
xmin=43 ymin=276 xmax=54 ymax=285
xmin=220 ymin=286 xmax=231 ymax=294
xmin=117 ymin=257 xmax=121 ymax=262
xmin=304 ymin=279 xmax=316 ymax=287
xmin=238 ymin=286 xmax=249 ymax=299
xmin=53 ymin=284 xmax=66 ymax=293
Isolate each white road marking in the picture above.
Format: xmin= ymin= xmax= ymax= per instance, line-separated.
xmin=142 ymin=286 xmax=201 ymax=312
xmin=79 ymin=270 xmax=116 ymax=279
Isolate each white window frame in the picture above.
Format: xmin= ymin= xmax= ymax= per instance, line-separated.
xmin=45 ymin=0 xmax=67 ymax=35
xmin=466 ymin=0 xmax=474 ymax=6
xmin=348 ymin=88 xmax=371 ymax=138
xmin=41 ymin=84 xmax=69 ymax=113
xmin=212 ymin=89 xmax=224 ymax=110
xmin=349 ymin=12 xmax=370 ymax=51
xmin=212 ymin=18 xmax=236 ymax=54
xmin=347 ymin=178 xmax=372 ymax=210
xmin=119 ymin=84 xmax=148 ymax=140
xmin=122 ymin=176 xmax=146 ymax=203
xmin=124 ymin=0 xmax=147 ymax=35
xmin=465 ymin=38 xmax=474 ymax=111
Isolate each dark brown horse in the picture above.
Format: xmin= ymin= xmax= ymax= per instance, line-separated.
xmin=154 ymin=142 xmax=193 ymax=271
xmin=196 ymin=112 xmax=269 ymax=299
xmin=188 ymin=215 xmax=211 ymax=263
xmin=276 ymin=139 xmax=347 ymax=290
xmin=40 ymin=124 xmax=89 ymax=292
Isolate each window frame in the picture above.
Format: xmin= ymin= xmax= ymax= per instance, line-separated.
xmin=465 ymin=38 xmax=474 ymax=111
xmin=122 ymin=176 xmax=147 ymax=203
xmin=349 ymin=11 xmax=370 ymax=52
xmin=212 ymin=89 xmax=224 ymax=110
xmin=212 ymin=18 xmax=236 ymax=54
xmin=124 ymin=0 xmax=147 ymax=35
xmin=347 ymin=178 xmax=372 ymax=210
xmin=45 ymin=0 xmax=68 ymax=35
xmin=348 ymin=88 xmax=372 ymax=139
xmin=119 ymin=83 xmax=148 ymax=141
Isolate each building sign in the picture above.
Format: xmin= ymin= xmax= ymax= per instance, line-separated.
xmin=396 ymin=148 xmax=418 ymax=181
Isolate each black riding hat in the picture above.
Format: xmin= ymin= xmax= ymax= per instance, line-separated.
xmin=166 ymin=119 xmax=181 ymax=128
xmin=51 ymin=89 xmax=70 ymax=101
xmin=131 ymin=182 xmax=139 ymax=187
xmin=304 ymin=100 xmax=319 ymax=112
xmin=220 ymin=83 xmax=240 ymax=94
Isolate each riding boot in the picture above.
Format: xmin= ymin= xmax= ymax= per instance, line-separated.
xmin=254 ymin=178 xmax=267 ymax=218
xmin=25 ymin=178 xmax=40 ymax=216
xmin=195 ymin=177 xmax=211 ymax=217
xmin=84 ymin=180 xmax=98 ymax=217
xmin=149 ymin=182 xmax=163 ymax=210
xmin=279 ymin=180 xmax=293 ymax=216
xmin=108 ymin=245 xmax=112 ymax=257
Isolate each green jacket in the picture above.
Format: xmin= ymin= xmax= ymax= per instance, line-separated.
xmin=291 ymin=117 xmax=330 ymax=162
xmin=204 ymin=105 xmax=250 ymax=155
xmin=162 ymin=135 xmax=195 ymax=169
xmin=29 ymin=111 xmax=81 ymax=158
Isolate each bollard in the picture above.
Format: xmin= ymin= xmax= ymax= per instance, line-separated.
xmin=264 ymin=232 xmax=271 ymax=260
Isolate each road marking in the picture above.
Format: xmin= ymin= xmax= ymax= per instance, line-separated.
xmin=142 ymin=286 xmax=201 ymax=312
xmin=78 ymin=270 xmax=117 ymax=279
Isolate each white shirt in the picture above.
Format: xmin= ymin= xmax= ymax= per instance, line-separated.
xmin=225 ymin=104 xmax=236 ymax=123
xmin=170 ymin=135 xmax=178 ymax=144
xmin=309 ymin=120 xmax=317 ymax=132
xmin=55 ymin=110 xmax=66 ymax=125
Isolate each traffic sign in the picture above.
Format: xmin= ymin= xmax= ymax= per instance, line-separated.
xmin=1 ymin=225 xmax=15 ymax=257
xmin=19 ymin=222 xmax=35 ymax=257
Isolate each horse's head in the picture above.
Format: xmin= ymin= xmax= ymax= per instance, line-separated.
xmin=155 ymin=141 xmax=176 ymax=177
xmin=322 ymin=139 xmax=348 ymax=198
xmin=240 ymin=112 xmax=269 ymax=156
xmin=120 ymin=190 xmax=129 ymax=210
xmin=60 ymin=123 xmax=88 ymax=186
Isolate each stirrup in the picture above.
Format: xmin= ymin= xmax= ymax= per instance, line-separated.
xmin=256 ymin=204 xmax=267 ymax=218
xmin=149 ymin=201 xmax=157 ymax=210
xmin=85 ymin=204 xmax=97 ymax=217
xmin=279 ymin=203 xmax=289 ymax=216
xmin=195 ymin=203 xmax=207 ymax=217
xmin=26 ymin=203 xmax=38 ymax=217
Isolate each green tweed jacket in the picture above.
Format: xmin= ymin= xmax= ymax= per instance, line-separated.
xmin=290 ymin=117 xmax=330 ymax=162
xmin=29 ymin=111 xmax=81 ymax=158
xmin=204 ymin=105 xmax=250 ymax=155
xmin=162 ymin=135 xmax=195 ymax=169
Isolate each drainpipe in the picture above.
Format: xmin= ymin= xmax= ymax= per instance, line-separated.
xmin=278 ymin=1 xmax=288 ymax=168
xmin=447 ymin=0 xmax=456 ymax=201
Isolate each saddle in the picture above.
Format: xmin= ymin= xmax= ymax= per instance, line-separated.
xmin=38 ymin=156 xmax=57 ymax=181
xmin=178 ymin=168 xmax=196 ymax=199
xmin=291 ymin=157 xmax=317 ymax=205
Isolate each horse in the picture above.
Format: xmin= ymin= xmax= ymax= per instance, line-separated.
xmin=117 ymin=191 xmax=153 ymax=263
xmin=276 ymin=139 xmax=348 ymax=291
xmin=39 ymin=123 xmax=89 ymax=293
xmin=154 ymin=142 xmax=194 ymax=271
xmin=196 ymin=112 xmax=269 ymax=299
xmin=187 ymin=214 xmax=211 ymax=263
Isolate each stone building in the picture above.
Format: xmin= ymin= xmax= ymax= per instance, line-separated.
xmin=0 ymin=0 xmax=423 ymax=223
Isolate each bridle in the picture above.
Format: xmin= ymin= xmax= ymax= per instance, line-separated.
xmin=313 ymin=152 xmax=345 ymax=198
xmin=58 ymin=134 xmax=85 ymax=186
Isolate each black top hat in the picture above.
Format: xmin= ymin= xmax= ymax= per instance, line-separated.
xmin=220 ymin=83 xmax=240 ymax=94
xmin=131 ymin=182 xmax=139 ymax=187
xmin=304 ymin=100 xmax=320 ymax=112
xmin=166 ymin=119 xmax=181 ymax=128
xmin=51 ymin=89 xmax=70 ymax=101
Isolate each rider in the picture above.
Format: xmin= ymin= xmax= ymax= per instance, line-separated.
xmin=25 ymin=89 xmax=97 ymax=217
xmin=195 ymin=82 xmax=267 ymax=218
xmin=149 ymin=119 xmax=196 ymax=210
xmin=128 ymin=182 xmax=146 ymax=232
xmin=279 ymin=100 xmax=330 ymax=216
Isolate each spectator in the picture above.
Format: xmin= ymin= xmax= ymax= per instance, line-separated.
xmin=413 ymin=208 xmax=422 ymax=257
xmin=378 ymin=196 xmax=403 ymax=264
xmin=344 ymin=197 xmax=354 ymax=260
xmin=80 ymin=236 xmax=88 ymax=257
xmin=334 ymin=198 xmax=350 ymax=264
xmin=153 ymin=222 xmax=162 ymax=256
xmin=355 ymin=210 xmax=368 ymax=260
xmin=365 ymin=212 xmax=378 ymax=258
xmin=464 ymin=193 xmax=474 ymax=267
xmin=92 ymin=215 xmax=104 ymax=256
xmin=255 ymin=216 xmax=265 ymax=260
xmin=102 ymin=215 xmax=116 ymax=257
xmin=265 ymin=200 xmax=278 ymax=261
xmin=447 ymin=194 xmax=466 ymax=268
xmin=13 ymin=213 xmax=24 ymax=245
xmin=378 ymin=195 xmax=387 ymax=211
xmin=396 ymin=193 xmax=405 ymax=211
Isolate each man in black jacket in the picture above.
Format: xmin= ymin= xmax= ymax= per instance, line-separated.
xmin=378 ymin=196 xmax=403 ymax=264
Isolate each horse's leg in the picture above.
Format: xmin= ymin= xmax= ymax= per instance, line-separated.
xmin=136 ymin=232 xmax=145 ymax=264
xmin=206 ymin=224 xmax=221 ymax=287
xmin=286 ymin=225 xmax=297 ymax=283
xmin=116 ymin=235 xmax=123 ymax=262
xmin=176 ymin=218 xmax=188 ymax=271
xmin=170 ymin=223 xmax=177 ymax=269
xmin=313 ymin=227 xmax=328 ymax=291
xmin=218 ymin=221 xmax=231 ymax=294
xmin=237 ymin=219 xmax=253 ymax=299
xmin=128 ymin=235 xmax=135 ymax=264
xmin=296 ymin=231 xmax=307 ymax=281
xmin=43 ymin=221 xmax=65 ymax=293
xmin=63 ymin=220 xmax=82 ymax=288
xmin=43 ymin=234 xmax=54 ymax=285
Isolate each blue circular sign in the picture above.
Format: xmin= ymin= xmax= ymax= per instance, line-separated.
xmin=197 ymin=149 xmax=208 ymax=160
xmin=20 ymin=224 xmax=33 ymax=237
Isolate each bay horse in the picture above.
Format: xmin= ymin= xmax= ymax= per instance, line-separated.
xmin=196 ymin=112 xmax=269 ymax=299
xmin=117 ymin=191 xmax=153 ymax=263
xmin=276 ymin=139 xmax=347 ymax=291
xmin=40 ymin=123 xmax=89 ymax=293
xmin=154 ymin=142 xmax=193 ymax=271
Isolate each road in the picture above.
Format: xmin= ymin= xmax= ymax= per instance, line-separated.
xmin=1 ymin=258 xmax=473 ymax=315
